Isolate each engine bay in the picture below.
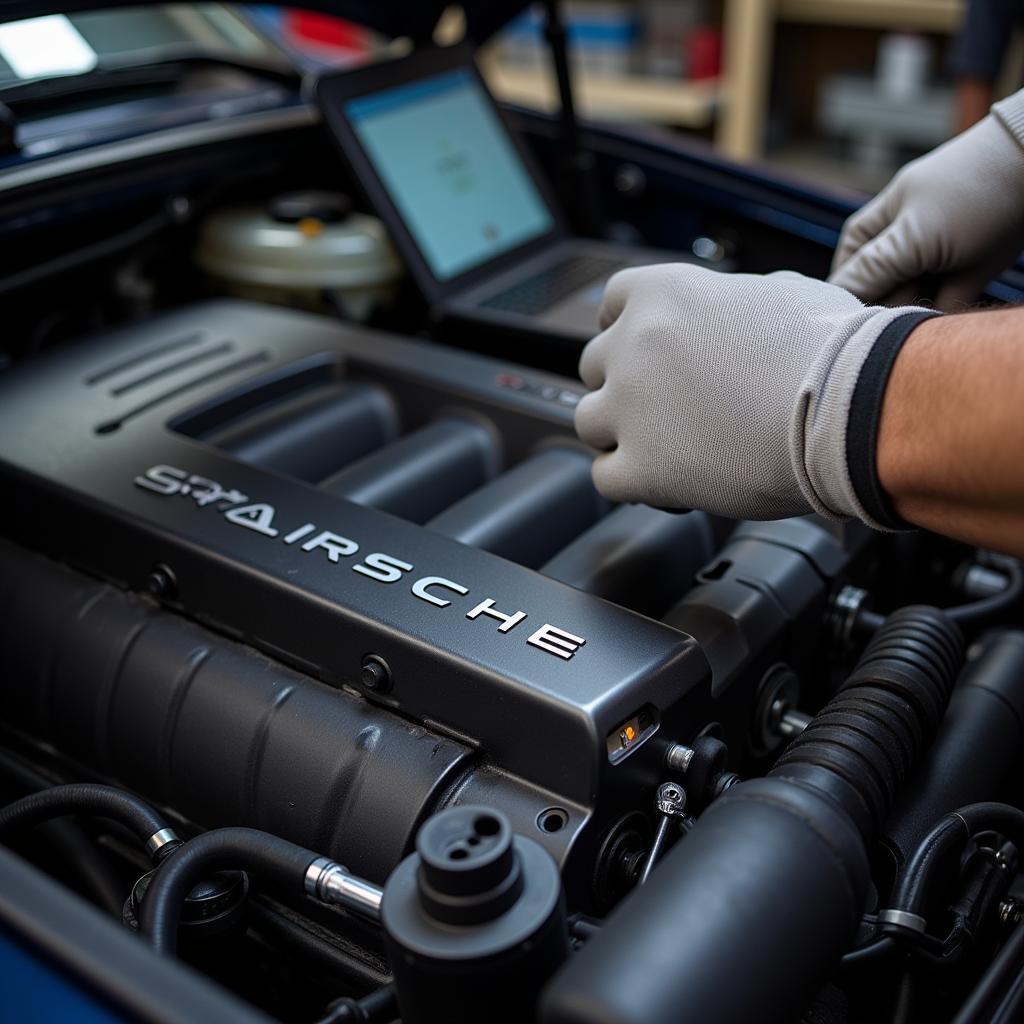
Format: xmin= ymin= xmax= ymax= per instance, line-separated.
xmin=1 ymin=43 xmax=1024 ymax=1024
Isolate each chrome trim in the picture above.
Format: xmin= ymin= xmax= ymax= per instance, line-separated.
xmin=305 ymin=857 xmax=383 ymax=920
xmin=877 ymin=908 xmax=927 ymax=935
xmin=145 ymin=827 xmax=180 ymax=857
xmin=304 ymin=856 xmax=335 ymax=898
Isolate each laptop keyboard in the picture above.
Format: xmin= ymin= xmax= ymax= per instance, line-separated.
xmin=480 ymin=255 xmax=626 ymax=316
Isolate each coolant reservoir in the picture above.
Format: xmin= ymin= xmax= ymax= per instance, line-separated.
xmin=196 ymin=191 xmax=402 ymax=322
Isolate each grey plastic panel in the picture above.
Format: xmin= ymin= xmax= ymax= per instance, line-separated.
xmin=196 ymin=382 xmax=398 ymax=482
xmin=320 ymin=416 xmax=501 ymax=523
xmin=428 ymin=447 xmax=607 ymax=568
xmin=542 ymin=506 xmax=716 ymax=617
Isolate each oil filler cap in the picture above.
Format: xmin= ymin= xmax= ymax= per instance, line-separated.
xmin=415 ymin=806 xmax=524 ymax=925
xmin=381 ymin=807 xmax=568 ymax=1024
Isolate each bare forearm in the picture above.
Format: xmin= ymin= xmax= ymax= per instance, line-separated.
xmin=877 ymin=308 xmax=1024 ymax=555
xmin=955 ymin=78 xmax=996 ymax=134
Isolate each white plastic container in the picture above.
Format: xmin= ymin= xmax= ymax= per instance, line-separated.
xmin=196 ymin=192 xmax=403 ymax=322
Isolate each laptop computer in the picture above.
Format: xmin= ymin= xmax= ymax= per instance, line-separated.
xmin=315 ymin=44 xmax=692 ymax=350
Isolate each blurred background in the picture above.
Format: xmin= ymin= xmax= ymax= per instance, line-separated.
xmin=249 ymin=0 xmax=1024 ymax=195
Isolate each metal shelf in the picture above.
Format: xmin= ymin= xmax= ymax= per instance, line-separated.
xmin=482 ymin=60 xmax=720 ymax=128
xmin=717 ymin=0 xmax=965 ymax=161
xmin=777 ymin=0 xmax=963 ymax=32
xmin=482 ymin=0 xmax=967 ymax=161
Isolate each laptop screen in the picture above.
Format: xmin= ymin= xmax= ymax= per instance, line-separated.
xmin=345 ymin=68 xmax=556 ymax=282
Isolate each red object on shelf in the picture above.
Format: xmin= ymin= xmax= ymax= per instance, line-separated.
xmin=284 ymin=11 xmax=368 ymax=52
xmin=686 ymin=25 xmax=722 ymax=81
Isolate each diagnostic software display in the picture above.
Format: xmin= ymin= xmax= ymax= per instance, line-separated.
xmin=346 ymin=68 xmax=555 ymax=281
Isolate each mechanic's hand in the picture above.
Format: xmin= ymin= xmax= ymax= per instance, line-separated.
xmin=830 ymin=104 xmax=1024 ymax=309
xmin=574 ymin=263 xmax=930 ymax=523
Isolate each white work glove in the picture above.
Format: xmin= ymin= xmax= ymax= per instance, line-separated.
xmin=574 ymin=263 xmax=934 ymax=524
xmin=830 ymin=91 xmax=1024 ymax=308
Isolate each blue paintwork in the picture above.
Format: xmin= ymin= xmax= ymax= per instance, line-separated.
xmin=0 ymin=926 xmax=129 ymax=1024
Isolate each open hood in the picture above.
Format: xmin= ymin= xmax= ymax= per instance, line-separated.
xmin=0 ymin=0 xmax=534 ymax=42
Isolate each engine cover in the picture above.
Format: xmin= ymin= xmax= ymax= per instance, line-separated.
xmin=0 ymin=301 xmax=713 ymax=881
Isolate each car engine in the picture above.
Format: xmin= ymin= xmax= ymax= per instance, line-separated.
xmin=2 ymin=239 xmax=1024 ymax=1023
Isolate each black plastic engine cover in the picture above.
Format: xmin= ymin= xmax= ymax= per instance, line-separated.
xmin=0 ymin=301 xmax=712 ymax=815
xmin=0 ymin=540 xmax=473 ymax=883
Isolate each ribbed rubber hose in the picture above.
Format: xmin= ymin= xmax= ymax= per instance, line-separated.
xmin=139 ymin=827 xmax=321 ymax=954
xmin=772 ymin=606 xmax=964 ymax=834
xmin=0 ymin=783 xmax=170 ymax=848
xmin=541 ymin=606 xmax=965 ymax=1024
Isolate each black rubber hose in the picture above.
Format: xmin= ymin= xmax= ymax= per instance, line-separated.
xmin=0 ymin=783 xmax=170 ymax=850
xmin=139 ymin=827 xmax=321 ymax=955
xmin=839 ymin=935 xmax=896 ymax=969
xmin=0 ymin=755 xmax=125 ymax=916
xmin=947 ymin=559 xmax=1023 ymax=628
xmin=890 ymin=971 xmax=917 ymax=1024
xmin=857 ymin=559 xmax=1022 ymax=634
xmin=541 ymin=607 xmax=964 ymax=1024
xmin=882 ymin=630 xmax=1024 ymax=870
xmin=890 ymin=803 xmax=1024 ymax=921
xmin=772 ymin=606 xmax=964 ymax=834
xmin=315 ymin=984 xmax=399 ymax=1024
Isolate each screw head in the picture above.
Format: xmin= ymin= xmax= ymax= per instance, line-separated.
xmin=360 ymin=654 xmax=392 ymax=693
xmin=145 ymin=565 xmax=176 ymax=600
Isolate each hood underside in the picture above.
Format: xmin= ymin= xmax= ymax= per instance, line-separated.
xmin=0 ymin=0 xmax=534 ymax=42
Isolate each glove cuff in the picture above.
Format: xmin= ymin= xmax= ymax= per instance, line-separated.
xmin=845 ymin=311 xmax=940 ymax=529
xmin=797 ymin=308 xmax=940 ymax=531
xmin=992 ymin=90 xmax=1024 ymax=150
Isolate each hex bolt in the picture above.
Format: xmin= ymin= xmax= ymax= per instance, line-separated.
xmin=360 ymin=654 xmax=393 ymax=693
xmin=145 ymin=565 xmax=176 ymax=600
xmin=665 ymin=743 xmax=695 ymax=774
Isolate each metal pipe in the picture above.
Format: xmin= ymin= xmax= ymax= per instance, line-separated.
xmin=305 ymin=857 xmax=384 ymax=920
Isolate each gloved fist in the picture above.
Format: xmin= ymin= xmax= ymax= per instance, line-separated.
xmin=830 ymin=98 xmax=1024 ymax=308
xmin=574 ymin=263 xmax=931 ymax=523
